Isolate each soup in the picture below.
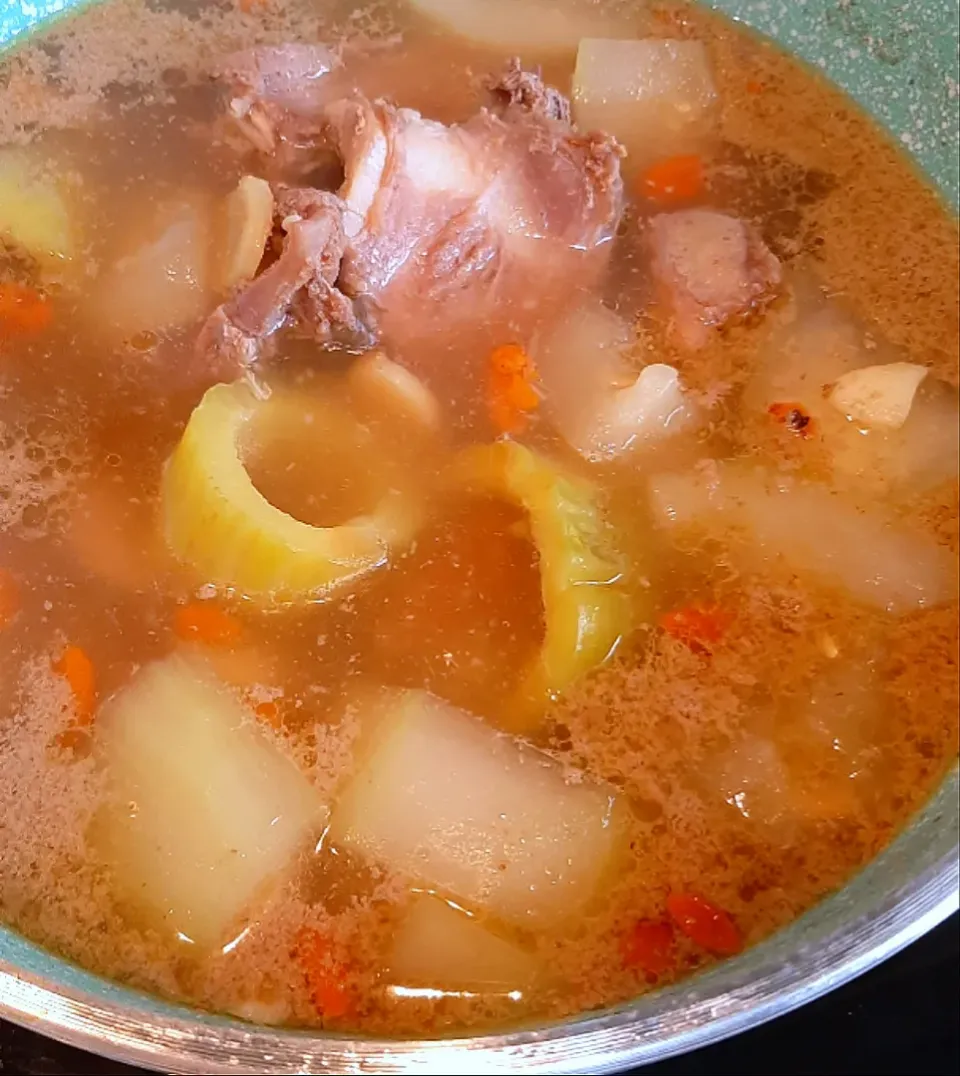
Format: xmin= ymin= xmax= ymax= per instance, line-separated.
xmin=0 ymin=0 xmax=957 ymax=1037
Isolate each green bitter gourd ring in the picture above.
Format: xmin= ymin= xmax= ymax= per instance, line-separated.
xmin=450 ymin=439 xmax=631 ymax=729
xmin=162 ymin=380 xmax=419 ymax=602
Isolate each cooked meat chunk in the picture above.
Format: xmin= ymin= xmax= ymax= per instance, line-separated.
xmin=197 ymin=187 xmax=370 ymax=369
xmin=485 ymin=57 xmax=572 ymax=123
xmin=324 ymin=64 xmax=623 ymax=347
xmin=647 ymin=209 xmax=782 ymax=349
xmin=197 ymin=307 xmax=262 ymax=370
xmin=205 ymin=56 xmax=623 ymax=364
xmin=327 ymin=98 xmax=492 ymax=298
xmin=215 ymin=44 xmax=343 ymax=156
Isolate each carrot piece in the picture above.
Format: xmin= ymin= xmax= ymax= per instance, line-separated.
xmin=295 ymin=927 xmax=353 ymax=1020
xmin=487 ymin=343 xmax=540 ymax=433
xmin=310 ymin=976 xmax=352 ymax=1020
xmin=640 ymin=154 xmax=705 ymax=206
xmin=621 ymin=919 xmax=675 ymax=976
xmin=52 ymin=644 xmax=97 ymax=726
xmin=746 ymin=79 xmax=765 ymax=95
xmin=768 ymin=401 xmax=815 ymax=439
xmin=174 ymin=601 xmax=242 ymax=646
xmin=489 ymin=343 xmax=532 ymax=378
xmin=0 ymin=569 xmax=21 ymax=628
xmin=659 ymin=604 xmax=729 ymax=651
xmin=666 ymin=892 xmax=743 ymax=956
xmin=254 ymin=699 xmax=281 ymax=729
xmin=0 ymin=283 xmax=53 ymax=335
xmin=51 ymin=726 xmax=92 ymax=757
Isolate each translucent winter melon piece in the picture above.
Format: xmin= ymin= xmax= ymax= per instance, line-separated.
xmin=536 ymin=302 xmax=699 ymax=461
xmin=95 ymin=199 xmax=213 ymax=337
xmin=329 ymin=691 xmax=620 ymax=928
xmin=387 ymin=895 xmax=539 ymax=995
xmin=648 ymin=464 xmax=956 ymax=614
xmin=98 ymin=653 xmax=327 ymax=947
xmin=573 ymin=39 xmax=717 ymax=166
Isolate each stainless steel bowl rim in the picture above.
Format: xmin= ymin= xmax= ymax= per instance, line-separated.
xmin=1 ymin=775 xmax=956 ymax=1074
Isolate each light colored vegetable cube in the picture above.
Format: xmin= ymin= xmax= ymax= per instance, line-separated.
xmin=828 ymin=362 xmax=928 ymax=430
xmin=329 ymin=691 xmax=620 ymax=928
xmin=710 ymin=735 xmax=790 ymax=826
xmin=572 ymin=363 xmax=696 ymax=461
xmin=648 ymin=464 xmax=956 ymax=614
xmin=387 ymin=895 xmax=538 ymax=995
xmin=647 ymin=465 xmax=721 ymax=528
xmin=95 ymin=199 xmax=213 ymax=337
xmin=572 ymin=39 xmax=717 ymax=164
xmin=98 ymin=653 xmax=327 ymax=947
xmin=536 ymin=302 xmax=698 ymax=461
xmin=537 ymin=301 xmax=631 ymax=404
xmin=0 ymin=147 xmax=76 ymax=268
xmin=217 ymin=175 xmax=274 ymax=292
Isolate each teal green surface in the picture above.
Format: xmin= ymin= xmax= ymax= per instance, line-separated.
xmin=0 ymin=0 xmax=958 ymax=1021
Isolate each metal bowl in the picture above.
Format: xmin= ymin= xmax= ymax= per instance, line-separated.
xmin=1 ymin=1 xmax=958 ymax=1072
xmin=1 ymin=776 xmax=955 ymax=1073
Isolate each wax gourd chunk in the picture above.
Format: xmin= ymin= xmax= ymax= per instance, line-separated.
xmin=387 ymin=895 xmax=539 ymax=995
xmin=98 ymin=653 xmax=326 ymax=947
xmin=329 ymin=690 xmax=620 ymax=929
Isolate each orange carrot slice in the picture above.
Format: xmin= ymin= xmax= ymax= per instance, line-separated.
xmin=640 ymin=154 xmax=705 ymax=206
xmin=666 ymin=892 xmax=742 ymax=956
xmin=254 ymin=699 xmax=281 ymax=729
xmin=174 ymin=601 xmax=242 ymax=646
xmin=0 ymin=283 xmax=53 ymax=335
xmin=295 ymin=927 xmax=353 ymax=1020
xmin=52 ymin=644 xmax=97 ymax=726
xmin=487 ymin=343 xmax=540 ymax=434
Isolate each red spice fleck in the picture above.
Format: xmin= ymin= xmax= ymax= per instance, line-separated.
xmin=667 ymin=892 xmax=743 ymax=956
